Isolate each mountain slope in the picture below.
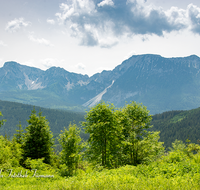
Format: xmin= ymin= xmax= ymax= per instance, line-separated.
xmin=151 ymin=107 xmax=200 ymax=148
xmin=0 ymin=100 xmax=85 ymax=138
xmin=1 ymin=54 xmax=200 ymax=113
xmin=102 ymin=54 xmax=200 ymax=113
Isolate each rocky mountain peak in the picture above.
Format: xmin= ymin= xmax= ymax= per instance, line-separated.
xmin=3 ymin=61 xmax=19 ymax=67
xmin=1 ymin=54 xmax=200 ymax=114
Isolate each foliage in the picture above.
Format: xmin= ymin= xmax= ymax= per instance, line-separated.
xmin=83 ymin=101 xmax=164 ymax=168
xmin=22 ymin=109 xmax=54 ymax=165
xmin=24 ymin=157 xmax=52 ymax=171
xmin=118 ymin=102 xmax=162 ymax=165
xmin=0 ymin=135 xmax=22 ymax=169
xmin=59 ymin=123 xmax=83 ymax=176
xmin=83 ymin=102 xmax=121 ymax=168
xmin=1 ymin=147 xmax=200 ymax=190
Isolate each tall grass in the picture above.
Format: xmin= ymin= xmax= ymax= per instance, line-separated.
xmin=1 ymin=157 xmax=200 ymax=190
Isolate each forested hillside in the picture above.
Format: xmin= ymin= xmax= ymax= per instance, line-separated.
xmin=0 ymin=100 xmax=86 ymax=139
xmin=0 ymin=101 xmax=200 ymax=190
xmin=151 ymin=107 xmax=200 ymax=148
xmin=1 ymin=99 xmax=200 ymax=149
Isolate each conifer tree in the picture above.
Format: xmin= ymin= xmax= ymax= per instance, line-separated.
xmin=22 ymin=109 xmax=54 ymax=164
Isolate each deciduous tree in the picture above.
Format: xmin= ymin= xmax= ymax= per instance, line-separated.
xmin=59 ymin=123 xmax=83 ymax=176
xmin=83 ymin=102 xmax=122 ymax=168
xmin=83 ymin=101 xmax=164 ymax=167
xmin=119 ymin=101 xmax=153 ymax=165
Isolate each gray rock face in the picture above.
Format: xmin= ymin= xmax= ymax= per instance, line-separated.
xmin=1 ymin=54 xmax=200 ymax=113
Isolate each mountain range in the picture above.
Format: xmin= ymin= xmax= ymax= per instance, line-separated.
xmin=1 ymin=54 xmax=200 ymax=114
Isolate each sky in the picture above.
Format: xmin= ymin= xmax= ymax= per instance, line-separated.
xmin=1 ymin=0 xmax=200 ymax=76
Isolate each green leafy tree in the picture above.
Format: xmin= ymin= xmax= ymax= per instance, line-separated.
xmin=83 ymin=101 xmax=164 ymax=168
xmin=22 ymin=109 xmax=54 ymax=164
xmin=83 ymin=102 xmax=122 ymax=168
xmin=119 ymin=101 xmax=160 ymax=165
xmin=59 ymin=123 xmax=83 ymax=176
xmin=0 ymin=135 xmax=22 ymax=169
xmin=134 ymin=131 xmax=164 ymax=164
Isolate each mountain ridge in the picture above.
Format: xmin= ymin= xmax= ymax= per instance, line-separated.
xmin=1 ymin=54 xmax=200 ymax=113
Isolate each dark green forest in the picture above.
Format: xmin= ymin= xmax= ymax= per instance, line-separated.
xmin=0 ymin=99 xmax=200 ymax=149
xmin=0 ymin=100 xmax=85 ymax=136
xmin=151 ymin=108 xmax=200 ymax=148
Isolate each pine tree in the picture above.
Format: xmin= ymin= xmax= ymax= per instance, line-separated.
xmin=22 ymin=109 xmax=54 ymax=164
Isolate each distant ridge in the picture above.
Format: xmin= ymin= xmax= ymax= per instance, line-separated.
xmin=1 ymin=54 xmax=200 ymax=113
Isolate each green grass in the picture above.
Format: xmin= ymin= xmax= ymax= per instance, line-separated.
xmin=1 ymin=158 xmax=200 ymax=190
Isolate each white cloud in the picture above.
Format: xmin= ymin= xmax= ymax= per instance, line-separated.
xmin=98 ymin=0 xmax=114 ymax=7
xmin=29 ymin=35 xmax=54 ymax=46
xmin=0 ymin=40 xmax=7 ymax=46
xmin=56 ymin=0 xmax=96 ymax=23
xmin=47 ymin=19 xmax=55 ymax=25
xmin=5 ymin=18 xmax=30 ymax=33
xmin=75 ymin=62 xmax=86 ymax=70
xmin=39 ymin=58 xmax=55 ymax=69
xmin=56 ymin=0 xmax=200 ymax=48
xmin=187 ymin=4 xmax=200 ymax=33
xmin=21 ymin=59 xmax=65 ymax=70
xmin=99 ymin=37 xmax=118 ymax=48
xmin=20 ymin=60 xmax=36 ymax=68
xmin=39 ymin=58 xmax=66 ymax=69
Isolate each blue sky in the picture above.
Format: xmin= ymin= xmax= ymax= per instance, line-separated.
xmin=1 ymin=0 xmax=200 ymax=76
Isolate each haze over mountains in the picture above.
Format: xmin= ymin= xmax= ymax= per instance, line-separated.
xmin=1 ymin=54 xmax=200 ymax=114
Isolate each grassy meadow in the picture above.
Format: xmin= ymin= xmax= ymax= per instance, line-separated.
xmin=1 ymin=153 xmax=200 ymax=190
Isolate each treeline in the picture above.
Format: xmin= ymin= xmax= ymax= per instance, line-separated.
xmin=151 ymin=108 xmax=200 ymax=148
xmin=1 ymin=99 xmax=200 ymax=149
xmin=0 ymin=100 xmax=85 ymax=138
xmin=0 ymin=101 xmax=200 ymax=179
xmin=0 ymin=101 xmax=164 ymax=175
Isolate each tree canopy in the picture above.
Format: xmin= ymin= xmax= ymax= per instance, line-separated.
xmin=83 ymin=101 xmax=164 ymax=167
xmin=59 ymin=123 xmax=83 ymax=176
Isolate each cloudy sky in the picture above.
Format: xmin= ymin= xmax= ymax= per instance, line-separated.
xmin=1 ymin=0 xmax=200 ymax=76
